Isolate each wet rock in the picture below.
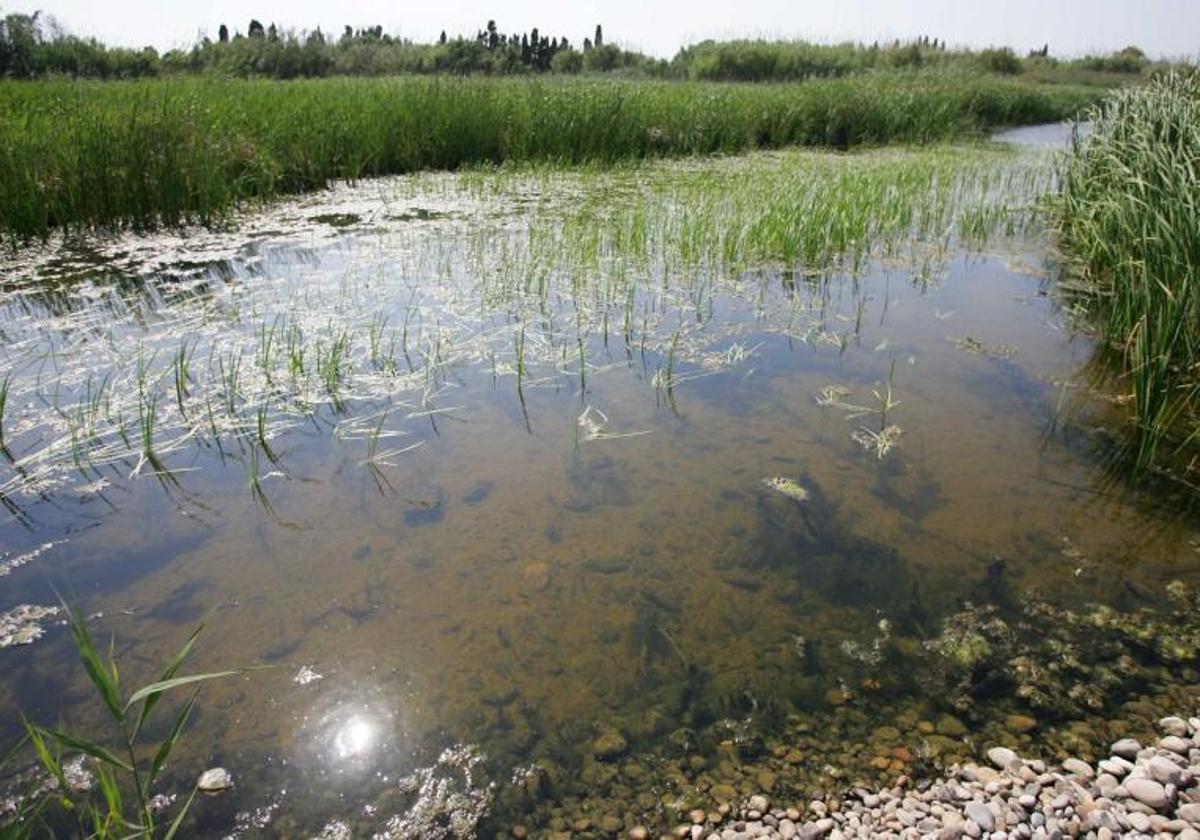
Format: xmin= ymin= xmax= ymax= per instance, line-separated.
xmin=936 ymin=715 xmax=967 ymax=737
xmin=584 ymin=556 xmax=631 ymax=574
xmin=593 ymin=731 xmax=628 ymax=759
xmin=1004 ymin=715 xmax=1037 ymax=734
xmin=520 ymin=561 xmax=551 ymax=592
xmin=197 ymin=767 xmax=233 ymax=794
xmin=402 ymin=485 xmax=445 ymax=526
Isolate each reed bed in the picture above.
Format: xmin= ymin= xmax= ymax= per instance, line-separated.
xmin=1056 ymin=71 xmax=1200 ymax=470
xmin=0 ymin=72 xmax=1096 ymax=237
xmin=0 ymin=145 xmax=1046 ymax=510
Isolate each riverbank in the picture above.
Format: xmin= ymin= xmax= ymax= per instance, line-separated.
xmin=516 ymin=703 xmax=1200 ymax=839
xmin=0 ymin=72 xmax=1098 ymax=237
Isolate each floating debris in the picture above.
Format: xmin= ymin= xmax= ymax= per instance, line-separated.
xmin=316 ymin=821 xmax=352 ymax=840
xmin=840 ymin=618 xmax=893 ymax=667
xmin=379 ymin=744 xmax=492 ymax=839
xmin=0 ymin=605 xmax=61 ymax=650
xmin=294 ymin=665 xmax=324 ymax=686
xmin=577 ymin=405 xmax=651 ymax=442
xmin=0 ymin=542 xmax=57 ymax=579
xmin=953 ymin=335 xmax=1018 ymax=359
xmin=851 ymin=425 xmax=903 ymax=458
xmin=761 ymin=476 xmax=810 ymax=503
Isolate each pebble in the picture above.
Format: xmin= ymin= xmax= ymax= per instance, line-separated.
xmin=1124 ymin=777 xmax=1169 ymax=810
xmin=1061 ymin=758 xmax=1094 ymax=778
xmin=986 ymin=747 xmax=1017 ymax=768
xmin=1111 ymin=739 xmax=1142 ymax=760
xmin=1160 ymin=735 xmax=1191 ymax=755
xmin=964 ymin=802 xmax=995 ymax=832
xmin=196 ymin=767 xmax=233 ymax=793
xmin=554 ymin=707 xmax=1200 ymax=840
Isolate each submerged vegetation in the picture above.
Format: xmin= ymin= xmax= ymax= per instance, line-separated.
xmin=1056 ymin=71 xmax=1200 ymax=472
xmin=0 ymin=72 xmax=1096 ymax=237
xmin=0 ymin=144 xmax=1049 ymax=510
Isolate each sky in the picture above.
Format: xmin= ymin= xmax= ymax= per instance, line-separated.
xmin=3 ymin=0 xmax=1198 ymax=60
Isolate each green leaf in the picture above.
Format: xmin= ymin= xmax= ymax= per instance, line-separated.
xmin=96 ymin=764 xmax=123 ymax=821
xmin=23 ymin=721 xmax=67 ymax=792
xmin=33 ymin=725 xmax=132 ymax=773
xmin=163 ymin=787 xmax=198 ymax=840
xmin=124 ymin=670 xmax=239 ymax=712
xmin=133 ymin=624 xmax=202 ymax=740
xmin=149 ymin=689 xmax=199 ymax=787
xmin=65 ymin=606 xmax=124 ymax=724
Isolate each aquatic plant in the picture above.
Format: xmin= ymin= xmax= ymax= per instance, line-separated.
xmin=0 ymin=143 xmax=1050 ymax=509
xmin=10 ymin=607 xmax=240 ymax=837
xmin=1055 ymin=71 xmax=1200 ymax=473
xmin=0 ymin=72 xmax=1098 ymax=236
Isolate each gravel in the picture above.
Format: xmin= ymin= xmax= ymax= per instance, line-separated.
xmin=689 ymin=713 xmax=1200 ymax=839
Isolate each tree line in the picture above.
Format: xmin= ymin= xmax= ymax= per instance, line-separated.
xmin=0 ymin=10 xmax=1158 ymax=82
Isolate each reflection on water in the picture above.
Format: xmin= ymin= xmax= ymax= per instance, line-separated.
xmin=0 ymin=144 xmax=1197 ymax=836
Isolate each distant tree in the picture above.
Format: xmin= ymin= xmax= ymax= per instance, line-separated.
xmin=594 ymin=24 xmax=603 ymax=47
xmin=248 ymin=19 xmax=265 ymax=39
xmin=583 ymin=36 xmax=592 ymax=52
xmin=267 ymin=23 xmax=278 ymax=42
xmin=217 ymin=23 xmax=229 ymax=43
xmin=439 ymin=30 xmax=447 ymax=45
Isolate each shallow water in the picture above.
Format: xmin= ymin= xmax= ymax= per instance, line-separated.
xmin=0 ymin=140 xmax=1197 ymax=836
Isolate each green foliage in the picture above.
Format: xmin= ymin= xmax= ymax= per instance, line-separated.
xmin=1056 ymin=71 xmax=1200 ymax=469
xmin=3 ymin=606 xmax=241 ymax=837
xmin=0 ymin=73 xmax=1099 ymax=236
xmin=978 ymin=47 xmax=1023 ymax=75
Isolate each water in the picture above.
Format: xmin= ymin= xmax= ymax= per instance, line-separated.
xmin=0 ymin=139 xmax=1197 ymax=836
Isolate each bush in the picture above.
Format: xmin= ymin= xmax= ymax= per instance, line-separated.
xmin=978 ymin=48 xmax=1022 ymax=75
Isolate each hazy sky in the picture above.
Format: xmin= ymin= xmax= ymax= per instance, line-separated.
xmin=4 ymin=0 xmax=1198 ymax=60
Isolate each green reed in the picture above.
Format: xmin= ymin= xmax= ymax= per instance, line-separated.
xmin=1055 ymin=71 xmax=1200 ymax=470
xmin=11 ymin=607 xmax=240 ymax=838
xmin=0 ymin=72 xmax=1099 ymax=237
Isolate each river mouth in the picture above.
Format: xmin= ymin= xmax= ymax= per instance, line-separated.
xmin=1 ymin=140 xmax=1197 ymax=836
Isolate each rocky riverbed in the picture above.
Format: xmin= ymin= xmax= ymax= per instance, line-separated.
xmin=520 ymin=713 xmax=1200 ymax=839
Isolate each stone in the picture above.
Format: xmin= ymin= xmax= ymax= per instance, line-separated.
xmin=1160 ymin=716 xmax=1189 ymax=737
xmin=936 ymin=715 xmax=968 ymax=737
xmin=1005 ymin=715 xmax=1038 ymax=734
xmin=1111 ymin=739 xmax=1141 ymax=760
xmin=748 ymin=795 xmax=770 ymax=813
xmin=1148 ymin=755 xmax=1183 ymax=785
xmin=197 ymin=767 xmax=233 ymax=794
xmin=1178 ymin=803 xmax=1200 ymax=824
xmin=1098 ymin=758 xmax=1130 ymax=777
xmin=1125 ymin=777 xmax=1169 ymax=810
xmin=600 ymin=814 xmax=623 ymax=833
xmin=593 ymin=731 xmax=628 ymax=759
xmin=1127 ymin=812 xmax=1152 ymax=833
xmin=964 ymin=802 xmax=995 ymax=832
xmin=1160 ymin=735 xmax=1191 ymax=755
xmin=1061 ymin=758 xmax=1094 ymax=779
xmin=986 ymin=747 xmax=1017 ymax=769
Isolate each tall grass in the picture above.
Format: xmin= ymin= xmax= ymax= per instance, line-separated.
xmin=0 ymin=72 xmax=1098 ymax=237
xmin=1056 ymin=71 xmax=1200 ymax=470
